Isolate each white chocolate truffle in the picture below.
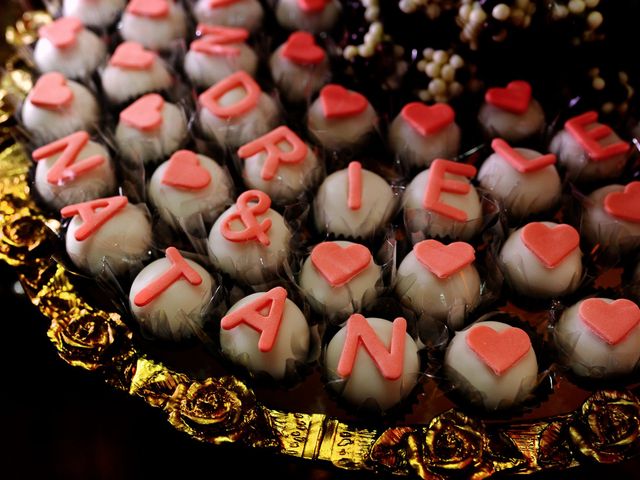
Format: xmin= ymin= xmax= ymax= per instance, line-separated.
xmin=299 ymin=241 xmax=381 ymax=318
xmin=115 ymin=94 xmax=188 ymax=164
xmin=129 ymin=249 xmax=215 ymax=341
xmin=395 ymin=240 xmax=481 ymax=330
xmin=63 ymin=0 xmax=126 ymax=28
xmin=307 ymin=85 xmax=377 ymax=151
xmin=148 ymin=150 xmax=234 ymax=227
xmin=479 ymin=81 xmax=545 ymax=142
xmin=185 ymin=42 xmax=258 ymax=89
xmin=269 ymin=34 xmax=330 ymax=103
xmin=313 ymin=163 xmax=396 ymax=238
xmin=238 ymin=127 xmax=320 ymax=204
xmin=192 ymin=0 xmax=264 ymax=32
xmin=63 ymin=198 xmax=152 ymax=276
xmin=275 ymin=0 xmax=342 ymax=34
xmin=581 ymin=183 xmax=640 ymax=256
xmin=120 ymin=0 xmax=187 ymax=51
xmin=324 ymin=315 xmax=420 ymax=411
xmin=101 ymin=42 xmax=173 ymax=105
xmin=208 ymin=190 xmax=291 ymax=285
xmin=22 ymin=74 xmax=99 ymax=145
xmin=499 ymin=222 xmax=583 ymax=298
xmin=477 ymin=144 xmax=561 ymax=219
xmin=444 ymin=320 xmax=538 ymax=410
xmin=388 ymin=103 xmax=461 ymax=170
xmin=34 ymin=19 xmax=107 ymax=79
xmin=550 ymin=112 xmax=629 ymax=183
xmin=198 ymin=72 xmax=280 ymax=148
xmin=33 ymin=132 xmax=116 ymax=210
xmin=220 ymin=287 xmax=310 ymax=379
xmin=555 ymin=298 xmax=640 ymax=378
xmin=403 ymin=160 xmax=482 ymax=241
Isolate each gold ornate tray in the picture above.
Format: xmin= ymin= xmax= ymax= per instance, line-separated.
xmin=2 ymin=10 xmax=640 ymax=479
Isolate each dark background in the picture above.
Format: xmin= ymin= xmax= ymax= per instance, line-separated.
xmin=2 ymin=260 xmax=640 ymax=479
xmin=3 ymin=2 xmax=640 ymax=479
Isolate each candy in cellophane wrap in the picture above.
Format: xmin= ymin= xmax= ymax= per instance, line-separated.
xmin=5 ymin=3 xmax=640 ymax=478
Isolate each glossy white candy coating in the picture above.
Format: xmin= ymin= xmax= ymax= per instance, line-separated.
xmin=324 ymin=316 xmax=420 ymax=411
xmin=220 ymin=292 xmax=310 ymax=379
xmin=130 ymin=256 xmax=215 ymax=341
xmin=34 ymin=29 xmax=106 ymax=79
xmin=65 ymin=203 xmax=152 ymax=276
xmin=444 ymin=320 xmax=538 ymax=410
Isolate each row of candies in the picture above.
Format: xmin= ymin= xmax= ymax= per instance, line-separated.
xmin=14 ymin=0 xmax=640 ymax=415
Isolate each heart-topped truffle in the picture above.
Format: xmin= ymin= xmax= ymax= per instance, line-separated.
xmin=110 ymin=42 xmax=156 ymax=70
xmin=604 ymin=181 xmax=640 ymax=223
xmin=401 ymin=102 xmax=455 ymax=136
xmin=119 ymin=93 xmax=164 ymax=131
xmin=579 ymin=298 xmax=640 ymax=345
xmin=30 ymin=72 xmax=74 ymax=109
xmin=161 ymin=150 xmax=212 ymax=190
xmin=38 ymin=16 xmax=83 ymax=49
xmin=282 ymin=31 xmax=325 ymax=65
xmin=320 ymin=84 xmax=368 ymax=119
xmin=298 ymin=0 xmax=330 ymax=13
xmin=485 ymin=80 xmax=532 ymax=115
xmin=466 ymin=325 xmax=531 ymax=376
xmin=414 ymin=239 xmax=475 ymax=279
xmin=126 ymin=0 xmax=169 ymax=18
xmin=521 ymin=222 xmax=580 ymax=268
xmin=311 ymin=242 xmax=371 ymax=287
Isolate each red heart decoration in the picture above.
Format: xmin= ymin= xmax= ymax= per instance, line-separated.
xmin=282 ymin=31 xmax=325 ymax=65
xmin=320 ymin=84 xmax=368 ymax=119
xmin=110 ymin=41 xmax=156 ymax=70
xmin=29 ymin=72 xmax=74 ymax=109
xmin=38 ymin=16 xmax=83 ymax=49
xmin=310 ymin=242 xmax=372 ymax=287
xmin=521 ymin=222 xmax=580 ymax=268
xmin=119 ymin=93 xmax=165 ymax=131
xmin=579 ymin=298 xmax=640 ymax=345
xmin=604 ymin=181 xmax=640 ymax=223
xmin=414 ymin=239 xmax=475 ymax=279
xmin=466 ymin=325 xmax=531 ymax=376
xmin=126 ymin=0 xmax=169 ymax=18
xmin=161 ymin=150 xmax=212 ymax=190
xmin=485 ymin=80 xmax=532 ymax=115
xmin=401 ymin=102 xmax=455 ymax=136
xmin=298 ymin=0 xmax=330 ymax=13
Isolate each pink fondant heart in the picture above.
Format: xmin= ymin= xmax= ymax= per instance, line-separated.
xmin=161 ymin=150 xmax=211 ymax=190
xmin=414 ymin=239 xmax=475 ymax=279
xmin=298 ymin=0 xmax=330 ymax=13
xmin=282 ymin=31 xmax=325 ymax=65
xmin=38 ymin=16 xmax=83 ymax=49
xmin=485 ymin=80 xmax=532 ymax=115
xmin=126 ymin=0 xmax=169 ymax=18
xmin=604 ymin=181 xmax=640 ymax=223
xmin=401 ymin=102 xmax=455 ymax=136
xmin=110 ymin=42 xmax=156 ymax=70
xmin=579 ymin=298 xmax=640 ymax=345
xmin=310 ymin=242 xmax=372 ymax=287
xmin=320 ymin=84 xmax=368 ymax=119
xmin=466 ymin=325 xmax=531 ymax=376
xmin=30 ymin=72 xmax=74 ymax=109
xmin=209 ymin=0 xmax=240 ymax=7
xmin=521 ymin=222 xmax=580 ymax=268
xmin=119 ymin=93 xmax=164 ymax=131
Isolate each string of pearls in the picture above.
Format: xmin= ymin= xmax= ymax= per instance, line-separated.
xmin=457 ymin=0 xmax=536 ymax=49
xmin=588 ymin=68 xmax=634 ymax=115
xmin=398 ymin=0 xmax=456 ymax=20
xmin=416 ymin=48 xmax=465 ymax=102
xmin=550 ymin=0 xmax=604 ymax=44
xmin=342 ymin=0 xmax=386 ymax=60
